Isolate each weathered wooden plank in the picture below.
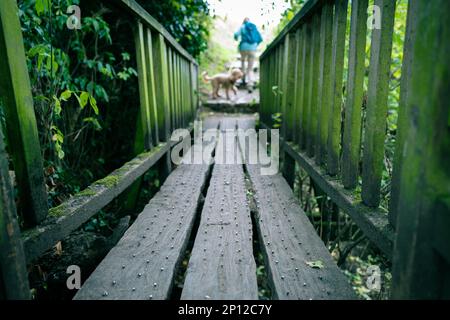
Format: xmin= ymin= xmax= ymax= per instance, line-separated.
xmin=144 ymin=28 xmax=159 ymax=144
xmin=293 ymin=28 xmax=304 ymax=145
xmin=246 ymin=163 xmax=356 ymax=300
xmin=152 ymin=33 xmax=172 ymax=179
xmin=316 ymin=2 xmax=334 ymax=166
xmin=0 ymin=128 xmax=30 ymax=299
xmin=392 ymin=0 xmax=450 ymax=299
xmin=75 ymin=138 xmax=216 ymax=300
xmin=238 ymin=120 xmax=356 ymax=300
xmin=168 ymin=47 xmax=176 ymax=131
xmin=306 ymin=14 xmax=321 ymax=157
xmin=361 ymin=0 xmax=396 ymax=207
xmin=22 ymin=144 xmax=171 ymax=263
xmin=175 ymin=55 xmax=182 ymax=129
xmin=327 ymin=0 xmax=349 ymax=176
xmin=181 ymin=132 xmax=258 ymax=300
xmin=341 ymin=0 xmax=368 ymax=188
xmin=300 ymin=21 xmax=312 ymax=150
xmin=388 ymin=0 xmax=416 ymax=228
xmin=267 ymin=53 xmax=275 ymax=126
xmin=276 ymin=45 xmax=284 ymax=118
xmin=0 ymin=0 xmax=48 ymax=226
xmin=281 ymin=32 xmax=298 ymax=141
xmin=189 ymin=63 xmax=196 ymax=122
xmin=134 ymin=21 xmax=153 ymax=150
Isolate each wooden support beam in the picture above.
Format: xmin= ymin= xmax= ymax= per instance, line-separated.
xmin=293 ymin=28 xmax=304 ymax=145
xmin=306 ymin=14 xmax=321 ymax=157
xmin=281 ymin=32 xmax=298 ymax=141
xmin=144 ymin=28 xmax=159 ymax=144
xmin=392 ymin=0 xmax=450 ymax=299
xmin=134 ymin=21 xmax=153 ymax=151
xmin=316 ymin=1 xmax=334 ymax=166
xmin=388 ymin=0 xmax=416 ymax=228
xmin=361 ymin=0 xmax=396 ymax=207
xmin=327 ymin=0 xmax=348 ymax=176
xmin=0 ymin=128 xmax=30 ymax=299
xmin=341 ymin=0 xmax=368 ymax=188
xmin=0 ymin=0 xmax=48 ymax=226
xmin=152 ymin=33 xmax=171 ymax=142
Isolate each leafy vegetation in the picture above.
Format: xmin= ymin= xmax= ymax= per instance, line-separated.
xmin=136 ymin=0 xmax=212 ymax=59
xmin=1 ymin=0 xmax=213 ymax=219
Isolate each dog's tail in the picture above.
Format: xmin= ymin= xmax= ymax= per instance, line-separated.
xmin=202 ymin=71 xmax=211 ymax=83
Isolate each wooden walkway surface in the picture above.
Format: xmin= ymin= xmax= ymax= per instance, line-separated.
xmin=75 ymin=115 xmax=356 ymax=300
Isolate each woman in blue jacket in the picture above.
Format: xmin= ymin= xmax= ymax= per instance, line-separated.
xmin=234 ymin=18 xmax=263 ymax=89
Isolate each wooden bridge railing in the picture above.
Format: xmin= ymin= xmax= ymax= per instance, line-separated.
xmin=0 ymin=0 xmax=198 ymax=299
xmin=260 ymin=0 xmax=449 ymax=299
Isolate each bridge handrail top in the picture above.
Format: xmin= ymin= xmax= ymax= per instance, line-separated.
xmin=117 ymin=0 xmax=198 ymax=65
xmin=260 ymin=0 xmax=323 ymax=61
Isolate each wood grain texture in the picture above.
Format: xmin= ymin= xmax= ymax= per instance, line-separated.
xmin=237 ymin=119 xmax=356 ymax=300
xmin=246 ymin=163 xmax=356 ymax=300
xmin=341 ymin=0 xmax=368 ymax=188
xmin=316 ymin=2 xmax=334 ymax=166
xmin=388 ymin=0 xmax=416 ymax=227
xmin=306 ymin=14 xmax=321 ymax=158
xmin=0 ymin=127 xmax=30 ymax=299
xmin=361 ymin=0 xmax=396 ymax=207
xmin=75 ymin=139 xmax=216 ymax=300
xmin=392 ymin=0 xmax=450 ymax=299
xmin=327 ymin=0 xmax=348 ymax=176
xmin=181 ymin=127 xmax=258 ymax=300
xmin=0 ymin=0 xmax=48 ymax=226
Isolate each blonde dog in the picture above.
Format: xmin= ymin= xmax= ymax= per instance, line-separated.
xmin=202 ymin=68 xmax=244 ymax=100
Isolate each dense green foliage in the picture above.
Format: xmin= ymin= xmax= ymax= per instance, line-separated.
xmin=15 ymin=0 xmax=138 ymax=209
xmin=1 ymin=0 xmax=212 ymax=213
xmin=137 ymin=0 xmax=211 ymax=59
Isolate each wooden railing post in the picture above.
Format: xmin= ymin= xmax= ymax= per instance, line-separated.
xmin=341 ymin=0 xmax=368 ymax=188
xmin=144 ymin=28 xmax=159 ymax=144
xmin=0 ymin=0 xmax=48 ymax=226
xmin=0 ymin=128 xmax=30 ymax=299
xmin=281 ymin=32 xmax=297 ymax=141
xmin=392 ymin=0 xmax=450 ymax=299
xmin=152 ymin=33 xmax=172 ymax=179
xmin=388 ymin=0 xmax=416 ymax=228
xmin=306 ymin=14 xmax=321 ymax=158
xmin=152 ymin=33 xmax=171 ymax=143
xmin=361 ymin=0 xmax=396 ymax=207
xmin=134 ymin=21 xmax=153 ymax=152
xmin=327 ymin=0 xmax=348 ymax=175
xmin=316 ymin=1 xmax=334 ymax=166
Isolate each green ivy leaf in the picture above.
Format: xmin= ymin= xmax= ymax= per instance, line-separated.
xmin=53 ymin=95 xmax=61 ymax=116
xmin=60 ymin=90 xmax=72 ymax=101
xmin=89 ymin=95 xmax=99 ymax=115
xmin=79 ymin=92 xmax=89 ymax=108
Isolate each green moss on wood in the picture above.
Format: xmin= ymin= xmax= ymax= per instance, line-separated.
xmin=95 ymin=175 xmax=120 ymax=188
xmin=48 ymin=204 xmax=68 ymax=218
xmin=75 ymin=188 xmax=97 ymax=198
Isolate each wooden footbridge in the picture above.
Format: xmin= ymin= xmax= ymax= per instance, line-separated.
xmin=1 ymin=0 xmax=449 ymax=300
